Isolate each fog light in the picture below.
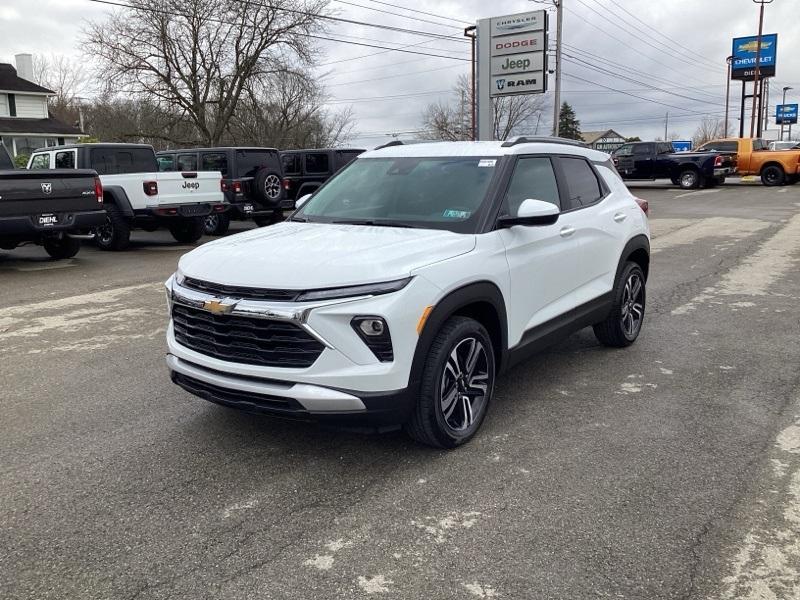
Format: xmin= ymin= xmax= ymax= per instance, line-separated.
xmin=351 ymin=316 xmax=393 ymax=362
xmin=359 ymin=318 xmax=385 ymax=336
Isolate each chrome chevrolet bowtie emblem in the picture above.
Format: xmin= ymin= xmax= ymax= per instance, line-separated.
xmin=202 ymin=299 xmax=236 ymax=315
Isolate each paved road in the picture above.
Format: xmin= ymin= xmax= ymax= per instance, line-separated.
xmin=2 ymin=184 xmax=800 ymax=600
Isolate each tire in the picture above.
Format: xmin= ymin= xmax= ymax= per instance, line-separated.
xmin=405 ymin=316 xmax=496 ymax=449
xmin=169 ymin=217 xmax=204 ymax=243
xmin=43 ymin=236 xmax=81 ymax=259
xmin=253 ymin=169 xmax=284 ymax=207
xmin=253 ymin=212 xmax=284 ymax=227
xmin=95 ymin=204 xmax=131 ymax=251
xmin=203 ymin=212 xmax=230 ymax=236
xmin=593 ymin=262 xmax=646 ymax=348
xmin=761 ymin=165 xmax=786 ymax=186
xmin=678 ymin=169 xmax=701 ymax=190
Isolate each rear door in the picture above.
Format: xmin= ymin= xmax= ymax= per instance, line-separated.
xmin=631 ymin=143 xmax=655 ymax=179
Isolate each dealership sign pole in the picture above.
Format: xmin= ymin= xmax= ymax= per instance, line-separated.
xmin=476 ymin=10 xmax=548 ymax=141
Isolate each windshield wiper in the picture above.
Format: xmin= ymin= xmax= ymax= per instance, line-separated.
xmin=331 ymin=219 xmax=415 ymax=228
xmin=289 ymin=216 xmax=308 ymax=222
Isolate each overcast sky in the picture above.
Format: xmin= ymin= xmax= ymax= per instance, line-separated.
xmin=2 ymin=0 xmax=799 ymax=148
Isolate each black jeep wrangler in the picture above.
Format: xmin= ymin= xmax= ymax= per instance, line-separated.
xmin=280 ymin=148 xmax=364 ymax=202
xmin=157 ymin=147 xmax=286 ymax=235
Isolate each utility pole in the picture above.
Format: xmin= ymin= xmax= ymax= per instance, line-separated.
xmin=780 ymin=86 xmax=792 ymax=141
xmin=464 ymin=26 xmax=477 ymax=141
xmin=664 ymin=112 xmax=669 ymax=141
xmin=725 ymin=56 xmax=733 ymax=137
xmin=750 ymin=0 xmax=773 ymax=138
xmin=762 ymin=78 xmax=769 ymax=134
xmin=551 ymin=0 xmax=563 ymax=137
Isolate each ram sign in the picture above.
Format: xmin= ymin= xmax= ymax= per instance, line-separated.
xmin=731 ymin=34 xmax=778 ymax=81
xmin=776 ymin=104 xmax=798 ymax=125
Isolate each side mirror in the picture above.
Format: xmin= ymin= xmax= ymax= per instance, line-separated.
xmin=498 ymin=199 xmax=559 ymax=228
xmin=295 ymin=193 xmax=312 ymax=209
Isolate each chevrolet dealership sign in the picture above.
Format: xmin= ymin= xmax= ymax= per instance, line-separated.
xmin=488 ymin=10 xmax=547 ymax=97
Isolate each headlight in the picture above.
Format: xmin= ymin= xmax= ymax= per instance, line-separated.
xmin=295 ymin=277 xmax=412 ymax=302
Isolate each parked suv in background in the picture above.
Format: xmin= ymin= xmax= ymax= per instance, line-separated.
xmin=165 ymin=137 xmax=650 ymax=448
xmin=280 ymin=148 xmax=364 ymax=202
xmin=28 ymin=144 xmax=226 ymax=250
xmin=157 ymin=147 xmax=286 ymax=234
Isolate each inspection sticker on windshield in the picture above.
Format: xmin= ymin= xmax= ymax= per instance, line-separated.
xmin=442 ymin=209 xmax=471 ymax=219
xmin=478 ymin=159 xmax=497 ymax=167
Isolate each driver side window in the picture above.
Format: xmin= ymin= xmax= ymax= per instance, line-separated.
xmin=502 ymin=157 xmax=561 ymax=217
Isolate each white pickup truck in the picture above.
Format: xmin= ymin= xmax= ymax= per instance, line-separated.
xmin=27 ymin=143 xmax=227 ymax=250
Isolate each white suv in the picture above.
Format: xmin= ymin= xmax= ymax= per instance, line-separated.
xmin=165 ymin=137 xmax=650 ymax=448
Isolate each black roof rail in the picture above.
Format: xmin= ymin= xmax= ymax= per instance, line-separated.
xmin=501 ymin=136 xmax=588 ymax=148
xmin=373 ymin=139 xmax=441 ymax=150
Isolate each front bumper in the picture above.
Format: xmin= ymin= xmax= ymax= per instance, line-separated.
xmin=0 ymin=209 xmax=106 ymax=238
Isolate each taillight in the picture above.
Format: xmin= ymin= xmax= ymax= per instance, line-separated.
xmin=714 ymin=155 xmax=723 ymax=167
xmin=94 ymin=177 xmax=103 ymax=203
xmin=143 ymin=181 xmax=158 ymax=196
xmin=612 ymin=156 xmax=619 ymax=166
xmin=221 ymin=180 xmax=228 ymax=193
xmin=283 ymin=178 xmax=291 ymax=190
xmin=634 ymin=197 xmax=649 ymax=217
xmin=233 ymin=181 xmax=242 ymax=193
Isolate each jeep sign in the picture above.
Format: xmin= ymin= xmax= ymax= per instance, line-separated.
xmin=491 ymin=51 xmax=544 ymax=76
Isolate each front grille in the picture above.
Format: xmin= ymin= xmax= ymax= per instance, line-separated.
xmin=172 ymin=372 xmax=308 ymax=418
xmin=182 ymin=277 xmax=301 ymax=302
xmin=179 ymin=204 xmax=212 ymax=217
xmin=172 ymin=304 xmax=324 ymax=368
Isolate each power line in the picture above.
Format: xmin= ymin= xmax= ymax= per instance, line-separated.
xmin=332 ymin=0 xmax=464 ymax=31
xmin=327 ymin=89 xmax=451 ymax=104
xmin=324 ymin=63 xmax=462 ymax=87
xmin=359 ymin=0 xmax=472 ymax=26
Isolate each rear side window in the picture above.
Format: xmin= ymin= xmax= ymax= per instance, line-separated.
xmin=281 ymin=153 xmax=301 ymax=175
xmin=336 ymin=151 xmax=362 ymax=171
xmin=177 ymin=154 xmax=198 ymax=171
xmin=614 ymin=145 xmax=632 ymax=157
xmin=55 ymin=151 xmax=75 ymax=169
xmin=305 ymin=153 xmax=330 ymax=174
xmin=90 ymin=148 xmax=158 ymax=175
xmin=201 ymin=153 xmax=229 ymax=177
xmin=157 ymin=155 xmax=174 ymax=171
xmin=29 ymin=154 xmax=50 ymax=169
xmin=503 ymin=157 xmax=561 ymax=215
xmin=633 ymin=143 xmax=653 ymax=156
xmin=657 ymin=143 xmax=673 ymax=154
xmin=559 ymin=157 xmax=603 ymax=208
xmin=236 ymin=150 xmax=278 ymax=178
xmin=753 ymin=139 xmax=769 ymax=151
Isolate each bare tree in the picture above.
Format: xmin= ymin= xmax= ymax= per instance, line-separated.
xmin=31 ymin=55 xmax=91 ymax=126
xmin=83 ymin=0 xmax=328 ymax=146
xmin=422 ymin=74 xmax=544 ymax=141
xmin=692 ymin=117 xmax=727 ymax=147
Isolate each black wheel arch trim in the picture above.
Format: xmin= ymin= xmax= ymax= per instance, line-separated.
xmin=102 ymin=185 xmax=134 ymax=217
xmin=409 ymin=280 xmax=509 ymax=387
xmin=618 ymin=234 xmax=650 ymax=281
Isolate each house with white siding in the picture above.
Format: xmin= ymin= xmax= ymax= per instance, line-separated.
xmin=0 ymin=54 xmax=83 ymax=158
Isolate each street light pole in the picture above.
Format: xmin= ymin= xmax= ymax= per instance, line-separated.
xmin=464 ymin=26 xmax=477 ymax=141
xmin=725 ymin=56 xmax=733 ymax=138
xmin=552 ymin=0 xmax=563 ymax=137
xmin=780 ymin=86 xmax=792 ymax=141
xmin=750 ymin=0 xmax=773 ymax=138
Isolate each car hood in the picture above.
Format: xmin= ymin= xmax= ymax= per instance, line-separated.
xmin=178 ymin=221 xmax=475 ymax=289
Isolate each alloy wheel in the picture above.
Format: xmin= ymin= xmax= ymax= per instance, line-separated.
xmin=439 ymin=337 xmax=490 ymax=432
xmin=620 ymin=272 xmax=644 ymax=339
xmin=96 ymin=216 xmax=113 ymax=245
xmin=681 ymin=172 xmax=696 ymax=188
xmin=204 ymin=214 xmax=219 ymax=233
xmin=265 ymin=175 xmax=282 ymax=199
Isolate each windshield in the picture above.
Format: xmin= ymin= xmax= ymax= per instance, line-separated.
xmin=295 ymin=156 xmax=500 ymax=232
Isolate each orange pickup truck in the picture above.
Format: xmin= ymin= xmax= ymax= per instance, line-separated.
xmin=697 ymin=138 xmax=800 ymax=186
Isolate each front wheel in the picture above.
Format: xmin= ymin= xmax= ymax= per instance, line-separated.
xmin=405 ymin=316 xmax=495 ymax=448
xmin=169 ymin=217 xmax=204 ymax=243
xmin=761 ymin=165 xmax=786 ymax=186
xmin=593 ymin=262 xmax=646 ymax=348
xmin=43 ymin=236 xmax=81 ymax=259
xmin=203 ymin=212 xmax=230 ymax=236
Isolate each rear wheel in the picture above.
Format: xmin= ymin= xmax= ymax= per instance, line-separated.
xmin=405 ymin=316 xmax=495 ymax=448
xmin=593 ymin=262 xmax=646 ymax=348
xmin=254 ymin=169 xmax=284 ymax=207
xmin=678 ymin=169 xmax=701 ymax=189
xmin=43 ymin=236 xmax=81 ymax=259
xmin=203 ymin=212 xmax=230 ymax=236
xmin=169 ymin=217 xmax=204 ymax=243
xmin=95 ymin=204 xmax=131 ymax=251
xmin=761 ymin=165 xmax=786 ymax=186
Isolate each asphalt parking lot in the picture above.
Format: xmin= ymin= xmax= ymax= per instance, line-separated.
xmin=2 ymin=181 xmax=800 ymax=600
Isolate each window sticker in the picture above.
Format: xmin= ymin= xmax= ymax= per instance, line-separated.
xmin=478 ymin=159 xmax=497 ymax=167
xmin=442 ymin=209 xmax=471 ymax=219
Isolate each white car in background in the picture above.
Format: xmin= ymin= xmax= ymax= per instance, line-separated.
xmin=165 ymin=137 xmax=651 ymax=448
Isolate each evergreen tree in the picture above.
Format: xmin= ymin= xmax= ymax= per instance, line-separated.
xmin=558 ymin=102 xmax=582 ymax=140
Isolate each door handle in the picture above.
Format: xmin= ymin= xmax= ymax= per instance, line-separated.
xmin=613 ymin=212 xmax=627 ymax=223
xmin=559 ymin=226 xmax=576 ymax=238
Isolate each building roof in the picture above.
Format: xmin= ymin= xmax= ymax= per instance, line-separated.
xmin=0 ymin=117 xmax=82 ymax=136
xmin=0 ymin=63 xmax=54 ymax=94
xmin=581 ymin=129 xmax=625 ymax=145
